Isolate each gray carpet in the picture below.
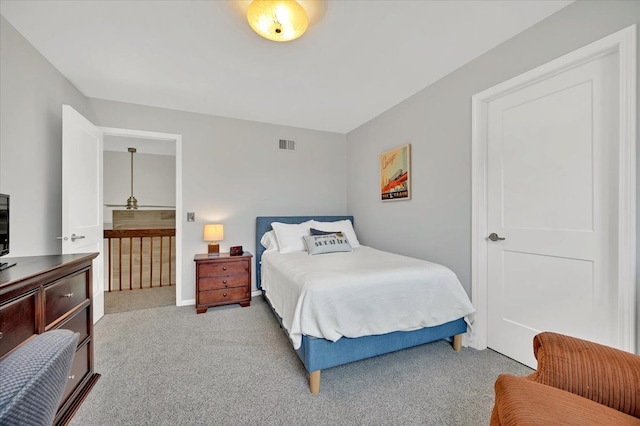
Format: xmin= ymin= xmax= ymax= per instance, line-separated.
xmin=104 ymin=285 xmax=175 ymax=314
xmin=71 ymin=297 xmax=532 ymax=426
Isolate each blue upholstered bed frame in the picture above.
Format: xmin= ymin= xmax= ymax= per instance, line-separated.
xmin=255 ymin=216 xmax=467 ymax=393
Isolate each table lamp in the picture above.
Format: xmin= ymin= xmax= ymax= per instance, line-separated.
xmin=204 ymin=224 xmax=224 ymax=256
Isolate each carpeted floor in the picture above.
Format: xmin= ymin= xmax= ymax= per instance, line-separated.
xmin=104 ymin=285 xmax=175 ymax=314
xmin=71 ymin=296 xmax=532 ymax=426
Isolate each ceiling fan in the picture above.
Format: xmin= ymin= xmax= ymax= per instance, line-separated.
xmin=104 ymin=147 xmax=175 ymax=209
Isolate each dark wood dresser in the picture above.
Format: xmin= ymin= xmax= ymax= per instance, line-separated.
xmin=0 ymin=253 xmax=100 ymax=425
xmin=194 ymin=252 xmax=252 ymax=313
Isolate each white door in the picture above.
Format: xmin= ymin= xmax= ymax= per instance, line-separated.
xmin=486 ymin=51 xmax=619 ymax=368
xmin=62 ymin=105 xmax=104 ymax=323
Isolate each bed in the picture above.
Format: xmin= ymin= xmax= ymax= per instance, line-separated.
xmin=256 ymin=216 xmax=474 ymax=394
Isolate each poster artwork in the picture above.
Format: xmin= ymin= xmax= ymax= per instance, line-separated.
xmin=380 ymin=144 xmax=411 ymax=201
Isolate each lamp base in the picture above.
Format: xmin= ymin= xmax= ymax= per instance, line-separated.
xmin=208 ymin=243 xmax=220 ymax=256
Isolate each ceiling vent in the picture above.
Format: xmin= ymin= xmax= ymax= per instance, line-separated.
xmin=279 ymin=139 xmax=296 ymax=150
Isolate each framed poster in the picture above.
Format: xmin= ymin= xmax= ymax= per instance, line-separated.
xmin=380 ymin=144 xmax=411 ymax=201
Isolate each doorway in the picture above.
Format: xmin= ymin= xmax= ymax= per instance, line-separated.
xmin=102 ymin=134 xmax=178 ymax=314
xmin=470 ymin=25 xmax=636 ymax=365
xmin=100 ymin=127 xmax=183 ymax=316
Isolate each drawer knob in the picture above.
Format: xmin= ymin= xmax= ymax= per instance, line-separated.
xmin=223 ymin=280 xmax=227 ymax=284
xmin=68 ymin=374 xmax=75 ymax=380
xmin=64 ymin=292 xmax=74 ymax=298
xmin=0 ymin=332 xmax=3 ymax=339
xmin=223 ymin=293 xmax=227 ymax=297
xmin=222 ymin=267 xmax=227 ymax=271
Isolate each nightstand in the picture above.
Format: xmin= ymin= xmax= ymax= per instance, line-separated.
xmin=193 ymin=252 xmax=252 ymax=314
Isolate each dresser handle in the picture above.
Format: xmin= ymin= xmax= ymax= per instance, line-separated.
xmin=0 ymin=332 xmax=3 ymax=339
xmin=64 ymin=292 xmax=74 ymax=298
xmin=223 ymin=293 xmax=227 ymax=297
xmin=68 ymin=374 xmax=75 ymax=380
xmin=223 ymin=267 xmax=227 ymax=271
xmin=223 ymin=280 xmax=227 ymax=284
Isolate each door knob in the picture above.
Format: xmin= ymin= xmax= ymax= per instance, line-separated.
xmin=70 ymin=234 xmax=85 ymax=242
xmin=488 ymin=233 xmax=506 ymax=242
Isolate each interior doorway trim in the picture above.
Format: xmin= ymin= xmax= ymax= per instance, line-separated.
xmin=99 ymin=126 xmax=186 ymax=306
xmin=470 ymin=25 xmax=636 ymax=352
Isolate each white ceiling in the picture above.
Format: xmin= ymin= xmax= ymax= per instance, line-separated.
xmin=0 ymin=0 xmax=573 ymax=133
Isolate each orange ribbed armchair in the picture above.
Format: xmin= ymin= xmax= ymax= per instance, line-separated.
xmin=491 ymin=332 xmax=640 ymax=426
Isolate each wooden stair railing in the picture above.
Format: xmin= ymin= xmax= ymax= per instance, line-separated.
xmin=103 ymin=228 xmax=176 ymax=291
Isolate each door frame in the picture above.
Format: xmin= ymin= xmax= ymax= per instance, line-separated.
xmin=470 ymin=25 xmax=637 ymax=352
xmin=99 ymin=126 xmax=186 ymax=306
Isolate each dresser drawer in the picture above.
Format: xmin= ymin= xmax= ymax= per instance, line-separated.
xmin=61 ymin=341 xmax=90 ymax=405
xmin=198 ymin=274 xmax=248 ymax=291
xmin=54 ymin=306 xmax=90 ymax=344
xmin=45 ymin=272 xmax=88 ymax=326
xmin=198 ymin=261 xmax=248 ymax=277
xmin=199 ymin=287 xmax=249 ymax=305
xmin=0 ymin=291 xmax=37 ymax=358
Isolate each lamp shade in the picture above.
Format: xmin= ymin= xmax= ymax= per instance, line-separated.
xmin=247 ymin=0 xmax=308 ymax=42
xmin=203 ymin=224 xmax=224 ymax=242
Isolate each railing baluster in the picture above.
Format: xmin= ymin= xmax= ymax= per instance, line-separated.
xmin=139 ymin=237 xmax=143 ymax=290
xmin=150 ymin=236 xmax=153 ymax=288
xmin=138 ymin=237 xmax=142 ymax=289
xmin=129 ymin=237 xmax=133 ymax=290
xmin=118 ymin=238 xmax=122 ymax=291
xmin=160 ymin=237 xmax=164 ymax=287
xmin=169 ymin=235 xmax=173 ymax=285
xmin=108 ymin=238 xmax=112 ymax=292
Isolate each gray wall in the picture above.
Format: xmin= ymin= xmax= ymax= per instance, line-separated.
xmin=0 ymin=15 xmax=94 ymax=256
xmin=345 ymin=0 xmax=640 ymax=351
xmin=87 ymin=98 xmax=347 ymax=302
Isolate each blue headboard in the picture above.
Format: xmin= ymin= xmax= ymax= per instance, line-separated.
xmin=255 ymin=216 xmax=354 ymax=290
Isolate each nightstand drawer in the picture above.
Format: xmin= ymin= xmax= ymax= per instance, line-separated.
xmin=0 ymin=291 xmax=37 ymax=358
xmin=45 ymin=272 xmax=88 ymax=326
xmin=198 ymin=275 xmax=248 ymax=291
xmin=199 ymin=287 xmax=249 ymax=305
xmin=198 ymin=261 xmax=248 ymax=277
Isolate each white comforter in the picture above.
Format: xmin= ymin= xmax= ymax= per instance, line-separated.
xmin=261 ymin=246 xmax=475 ymax=349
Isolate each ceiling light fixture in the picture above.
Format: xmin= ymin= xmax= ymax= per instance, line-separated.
xmin=247 ymin=0 xmax=309 ymax=42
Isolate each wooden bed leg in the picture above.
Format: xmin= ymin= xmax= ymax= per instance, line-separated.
xmin=453 ymin=334 xmax=462 ymax=352
xmin=309 ymin=370 xmax=321 ymax=394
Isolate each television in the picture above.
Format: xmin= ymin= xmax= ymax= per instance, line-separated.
xmin=0 ymin=193 xmax=15 ymax=271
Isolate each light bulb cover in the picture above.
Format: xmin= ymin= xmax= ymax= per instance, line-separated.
xmin=247 ymin=0 xmax=308 ymax=42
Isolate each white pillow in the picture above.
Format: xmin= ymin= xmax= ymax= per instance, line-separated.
xmin=260 ymin=230 xmax=280 ymax=253
xmin=312 ymin=220 xmax=360 ymax=247
xmin=271 ymin=220 xmax=314 ymax=254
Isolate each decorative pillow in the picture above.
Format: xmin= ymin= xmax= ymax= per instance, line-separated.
xmin=271 ymin=220 xmax=314 ymax=254
xmin=310 ymin=228 xmax=338 ymax=236
xmin=312 ymin=220 xmax=360 ymax=247
xmin=260 ymin=230 xmax=280 ymax=253
xmin=303 ymin=233 xmax=353 ymax=255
